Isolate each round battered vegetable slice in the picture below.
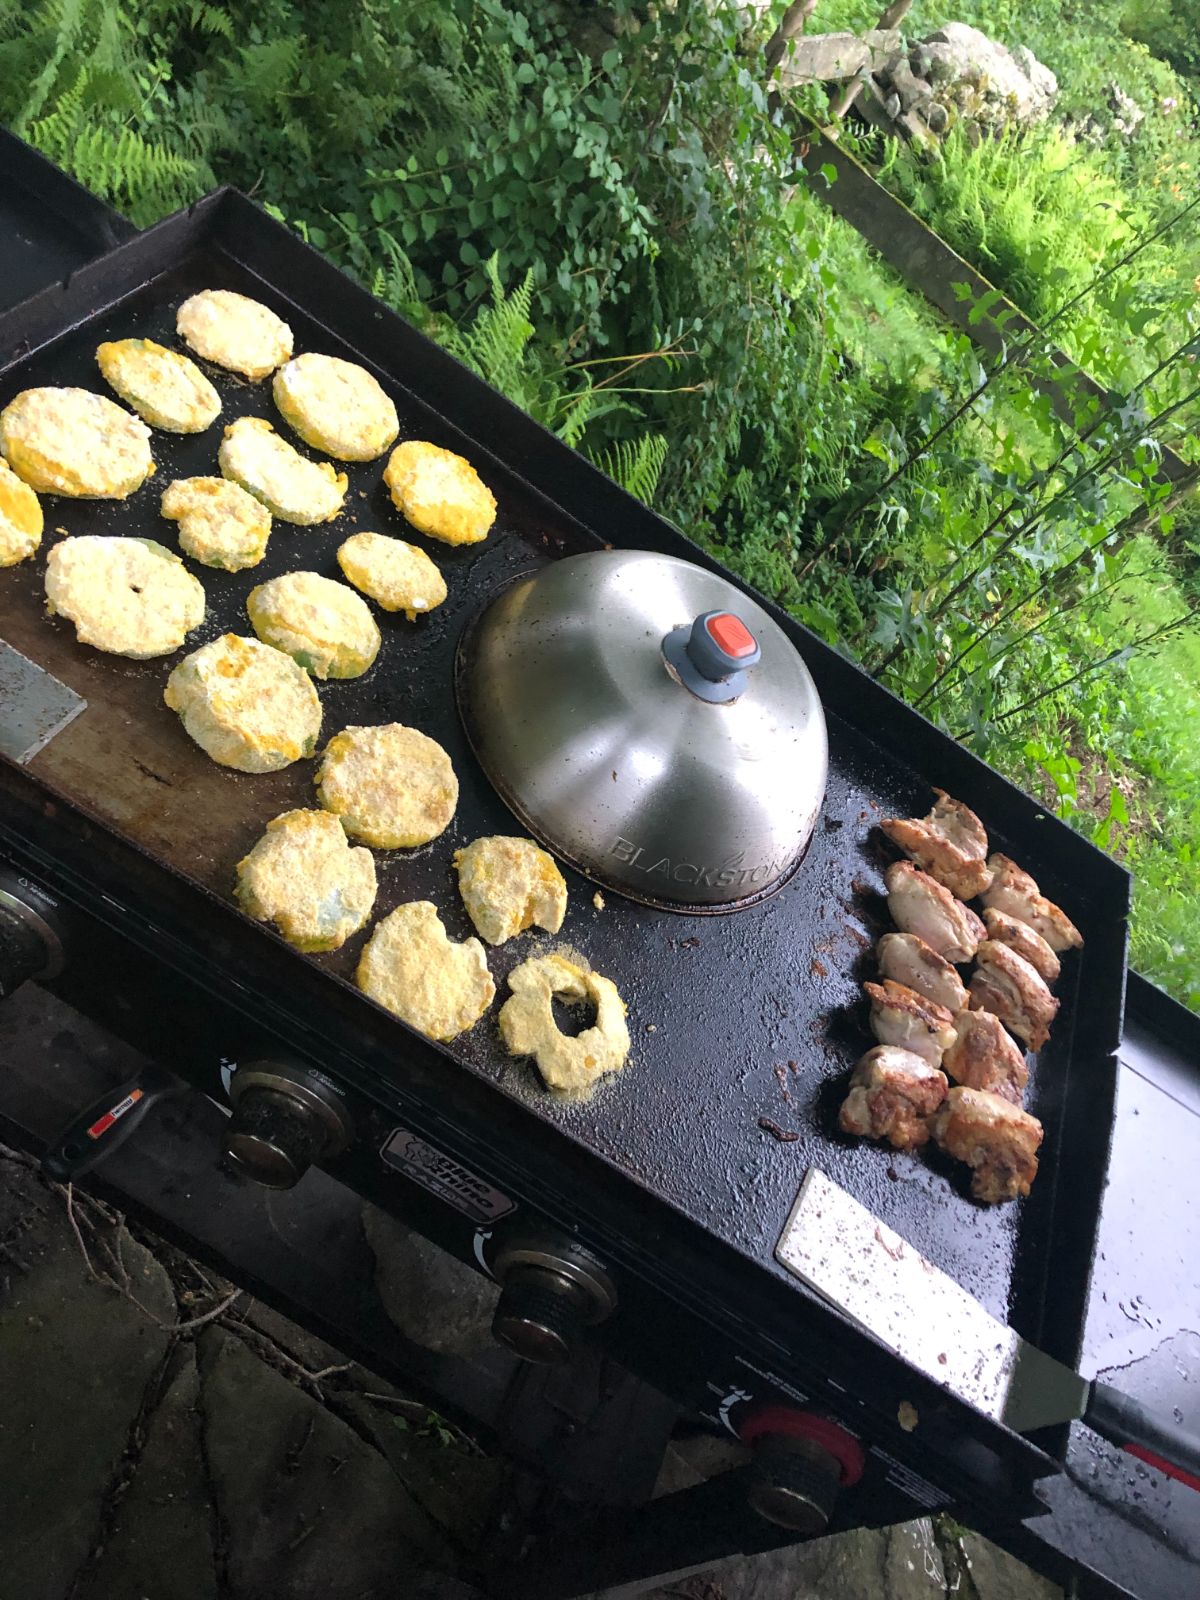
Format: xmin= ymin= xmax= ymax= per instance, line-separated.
xmin=160 ymin=476 xmax=271 ymax=571
xmin=247 ymin=571 xmax=380 ymax=680
xmin=316 ymin=723 xmax=457 ymax=848
xmin=218 ymin=417 xmax=347 ymax=525
xmin=356 ymin=901 xmax=494 ymax=1041
xmin=273 ymin=353 xmax=399 ymax=461
xmin=96 ymin=338 xmax=220 ymax=433
xmin=0 ymin=459 xmax=43 ymax=566
xmin=0 ymin=387 xmax=154 ymax=498
xmin=235 ymin=809 xmax=377 ymax=952
xmin=336 ymin=531 xmax=447 ymax=620
xmin=45 ymin=536 xmax=204 ymax=658
xmin=454 ymin=836 xmax=567 ymax=946
xmin=164 ymin=633 xmax=322 ymax=773
xmin=175 ymin=289 xmax=293 ymax=381
xmin=382 ymin=440 xmax=496 ymax=545
xmin=499 ymin=954 xmax=630 ymax=1096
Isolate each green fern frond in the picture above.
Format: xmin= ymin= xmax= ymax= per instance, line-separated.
xmin=592 ymin=434 xmax=669 ymax=505
xmin=441 ymin=256 xmax=536 ymax=400
xmin=190 ymin=2 xmax=234 ymax=39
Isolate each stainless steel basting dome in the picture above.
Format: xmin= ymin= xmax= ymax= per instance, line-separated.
xmin=456 ymin=550 xmax=828 ymax=912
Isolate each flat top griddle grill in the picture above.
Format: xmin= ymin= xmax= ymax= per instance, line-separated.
xmin=0 ymin=192 xmax=1128 ymax=1384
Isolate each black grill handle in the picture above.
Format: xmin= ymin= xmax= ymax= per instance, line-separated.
xmin=1087 ymin=1380 xmax=1200 ymax=1494
xmin=41 ymin=1066 xmax=179 ymax=1182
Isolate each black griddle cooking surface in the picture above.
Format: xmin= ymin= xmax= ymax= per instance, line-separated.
xmin=0 ymin=192 xmax=1129 ymax=1381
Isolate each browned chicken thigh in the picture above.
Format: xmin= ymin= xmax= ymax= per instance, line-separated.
xmin=982 ymin=854 xmax=1083 ymax=953
xmin=839 ymin=1046 xmax=949 ymax=1151
xmin=864 ymin=979 xmax=957 ymax=1065
xmin=969 ymin=939 xmax=1059 ymax=1052
xmin=982 ymin=907 xmax=1061 ymax=984
xmin=881 ymin=788 xmax=992 ymax=900
xmin=931 ymin=1087 xmax=1043 ymax=1204
xmin=877 ymin=931 xmax=969 ymax=1013
xmin=885 ymin=861 xmax=986 ymax=963
xmin=942 ymin=1009 xmax=1029 ymax=1104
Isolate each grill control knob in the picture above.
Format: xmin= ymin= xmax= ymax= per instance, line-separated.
xmin=491 ymin=1240 xmax=617 ymax=1364
xmin=223 ymin=1063 xmax=352 ymax=1190
xmin=747 ymin=1436 xmax=843 ymax=1534
xmin=0 ymin=872 xmax=65 ymax=999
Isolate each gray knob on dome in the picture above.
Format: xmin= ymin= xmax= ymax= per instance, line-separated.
xmin=662 ymin=609 xmax=762 ymax=703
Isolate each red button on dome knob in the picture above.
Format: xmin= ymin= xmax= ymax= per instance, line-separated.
xmin=706 ymin=612 xmax=757 ymax=659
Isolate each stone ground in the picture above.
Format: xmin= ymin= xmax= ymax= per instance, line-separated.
xmin=0 ymin=1142 xmax=1061 ymax=1600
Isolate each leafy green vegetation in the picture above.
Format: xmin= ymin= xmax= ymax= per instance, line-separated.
xmin=0 ymin=0 xmax=1197 ymax=1007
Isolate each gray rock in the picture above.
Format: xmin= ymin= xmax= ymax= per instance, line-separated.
xmin=77 ymin=1343 xmax=217 ymax=1600
xmin=363 ymin=1204 xmax=499 ymax=1358
xmin=888 ymin=58 xmax=933 ymax=113
xmin=777 ymin=28 xmax=902 ymax=87
xmin=340 ymin=1391 xmax=506 ymax=1554
xmin=920 ymin=23 xmax=1056 ymax=127
xmin=643 ymin=1519 xmax=949 ymax=1600
xmin=924 ymin=102 xmax=950 ymax=134
xmin=197 ymin=1325 xmax=448 ymax=1597
xmin=0 ymin=1180 xmax=174 ymax=1600
xmin=957 ymin=1529 xmax=1063 ymax=1599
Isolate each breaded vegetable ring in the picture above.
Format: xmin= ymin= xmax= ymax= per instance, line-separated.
xmin=498 ymin=954 xmax=630 ymax=1096
xmin=356 ymin=901 xmax=494 ymax=1042
xmin=0 ymin=459 xmax=43 ymax=566
xmin=0 ymin=387 xmax=153 ymax=498
xmin=247 ymin=570 xmax=380 ymax=680
xmin=235 ymin=808 xmax=377 ymax=952
xmin=45 ymin=536 xmax=204 ymax=658
xmin=316 ymin=723 xmax=457 ymax=848
xmin=382 ymin=439 xmax=496 ymax=546
xmin=454 ymin=836 xmax=567 ymax=946
xmin=336 ymin=531 xmax=447 ymax=620
xmin=96 ymin=338 xmax=220 ymax=433
xmin=218 ymin=417 xmax=347 ymax=525
xmin=160 ymin=476 xmax=272 ymax=571
xmin=273 ymin=353 xmax=399 ymax=462
xmin=176 ymin=288 xmax=293 ymax=381
xmin=164 ymin=633 xmax=322 ymax=773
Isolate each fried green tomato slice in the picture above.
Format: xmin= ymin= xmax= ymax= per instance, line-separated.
xmin=235 ymin=808 xmax=377 ymax=952
xmin=95 ymin=338 xmax=220 ymax=433
xmin=0 ymin=387 xmax=154 ymax=498
xmin=0 ymin=458 xmax=43 ymax=566
xmin=160 ymin=476 xmax=272 ymax=571
xmin=164 ymin=633 xmax=322 ymax=773
xmin=45 ymin=536 xmax=204 ymax=658
xmin=247 ymin=571 xmax=380 ymax=680
xmin=218 ymin=417 xmax=347 ymax=525
xmin=453 ymin=836 xmax=568 ymax=946
xmin=316 ymin=723 xmax=457 ymax=848
xmin=498 ymin=954 xmax=630 ymax=1097
xmin=336 ymin=531 xmax=447 ymax=620
xmin=356 ymin=901 xmax=494 ymax=1042
xmin=272 ymin=353 xmax=399 ymax=462
xmin=382 ymin=440 xmax=496 ymax=546
xmin=175 ymin=289 xmax=293 ymax=381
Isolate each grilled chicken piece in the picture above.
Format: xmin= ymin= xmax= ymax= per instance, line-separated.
xmin=881 ymin=788 xmax=992 ymax=900
xmin=838 ymin=1046 xmax=948 ymax=1151
xmin=878 ymin=931 xmax=969 ymax=1013
xmin=943 ymin=1009 xmax=1028 ymax=1105
xmin=982 ymin=907 xmax=1061 ymax=984
xmin=931 ymin=1086 xmax=1043 ymax=1204
xmin=982 ymin=854 xmax=1083 ymax=954
xmin=969 ymin=940 xmax=1059 ymax=1052
xmin=885 ymin=861 xmax=986 ymax=963
xmin=865 ymin=979 xmax=956 ymax=1066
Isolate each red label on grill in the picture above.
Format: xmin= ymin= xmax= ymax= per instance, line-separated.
xmin=87 ymin=1088 xmax=143 ymax=1140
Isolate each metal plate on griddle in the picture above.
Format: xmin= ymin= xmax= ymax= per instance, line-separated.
xmin=0 ymin=192 xmax=1129 ymax=1394
xmin=0 ymin=641 xmax=86 ymax=762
